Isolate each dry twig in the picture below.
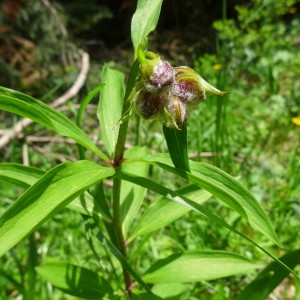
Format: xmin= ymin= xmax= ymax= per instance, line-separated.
xmin=0 ymin=50 xmax=90 ymax=149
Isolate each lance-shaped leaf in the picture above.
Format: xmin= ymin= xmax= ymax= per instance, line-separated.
xmin=137 ymin=154 xmax=280 ymax=245
xmin=115 ymin=170 xmax=296 ymax=278
xmin=131 ymin=0 xmax=163 ymax=57
xmin=142 ymin=251 xmax=264 ymax=283
xmin=0 ymin=163 xmax=103 ymax=219
xmin=163 ymin=124 xmax=190 ymax=171
xmin=0 ymin=86 xmax=109 ymax=162
xmin=0 ymin=161 xmax=115 ymax=256
xmin=0 ymin=163 xmax=44 ymax=188
xmin=98 ymin=65 xmax=125 ymax=157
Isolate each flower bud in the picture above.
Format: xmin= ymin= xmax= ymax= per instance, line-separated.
xmin=163 ymin=95 xmax=188 ymax=129
xmin=137 ymin=46 xmax=174 ymax=92
xmin=124 ymin=47 xmax=229 ymax=130
xmin=135 ymin=89 xmax=166 ymax=119
xmin=145 ymin=60 xmax=174 ymax=92
xmin=173 ymin=66 xmax=229 ymax=102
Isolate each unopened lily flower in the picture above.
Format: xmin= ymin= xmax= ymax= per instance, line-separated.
xmin=122 ymin=46 xmax=229 ymax=129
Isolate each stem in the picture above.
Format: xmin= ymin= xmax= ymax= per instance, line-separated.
xmin=112 ymin=177 xmax=132 ymax=296
xmin=111 ymin=59 xmax=140 ymax=296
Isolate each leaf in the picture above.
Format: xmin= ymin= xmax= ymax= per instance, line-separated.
xmin=0 ymin=161 xmax=115 ymax=257
xmin=236 ymin=249 xmax=300 ymax=300
xmin=36 ymin=262 xmax=113 ymax=299
xmin=115 ymin=170 xmax=298 ymax=280
xmin=77 ymin=84 xmax=105 ymax=159
xmin=121 ymin=146 xmax=149 ymax=238
xmin=128 ymin=184 xmax=212 ymax=242
xmin=142 ymin=251 xmax=263 ymax=283
xmin=137 ymin=154 xmax=280 ymax=245
xmin=151 ymin=283 xmax=187 ymax=299
xmin=131 ymin=0 xmax=163 ymax=57
xmin=97 ymin=66 xmax=125 ymax=157
xmin=163 ymin=124 xmax=190 ymax=171
xmin=0 ymin=163 xmax=44 ymax=188
xmin=0 ymin=86 xmax=109 ymax=162
xmin=0 ymin=163 xmax=103 ymax=219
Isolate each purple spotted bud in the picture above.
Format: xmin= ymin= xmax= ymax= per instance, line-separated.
xmin=145 ymin=60 xmax=174 ymax=92
xmin=137 ymin=46 xmax=174 ymax=93
xmin=164 ymin=95 xmax=188 ymax=128
xmin=171 ymin=67 xmax=205 ymax=104
xmin=121 ymin=47 xmax=229 ymax=130
xmin=135 ymin=90 xmax=166 ymax=119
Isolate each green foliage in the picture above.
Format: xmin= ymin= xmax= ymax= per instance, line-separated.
xmin=0 ymin=0 xmax=299 ymax=299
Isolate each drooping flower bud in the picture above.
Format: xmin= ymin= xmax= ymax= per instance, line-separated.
xmin=135 ymin=89 xmax=166 ymax=119
xmin=137 ymin=46 xmax=174 ymax=93
xmin=119 ymin=47 xmax=229 ymax=130
xmin=172 ymin=66 xmax=228 ymax=103
xmin=164 ymin=95 xmax=188 ymax=129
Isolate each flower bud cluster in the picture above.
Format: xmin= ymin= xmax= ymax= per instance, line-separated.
xmin=130 ymin=48 xmax=229 ymax=129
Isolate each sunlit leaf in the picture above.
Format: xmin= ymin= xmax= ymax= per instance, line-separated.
xmin=115 ymin=169 xmax=297 ymax=278
xmin=131 ymin=0 xmax=163 ymax=57
xmin=0 ymin=86 xmax=109 ymax=162
xmin=142 ymin=251 xmax=263 ymax=283
xmin=0 ymin=163 xmax=102 ymax=219
xmin=98 ymin=65 xmax=125 ymax=157
xmin=0 ymin=161 xmax=115 ymax=256
xmin=0 ymin=163 xmax=44 ymax=188
xmin=136 ymin=154 xmax=280 ymax=245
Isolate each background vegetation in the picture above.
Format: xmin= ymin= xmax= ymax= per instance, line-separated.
xmin=0 ymin=0 xmax=300 ymax=299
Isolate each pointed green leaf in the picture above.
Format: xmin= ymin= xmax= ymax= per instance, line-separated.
xmin=163 ymin=124 xmax=190 ymax=171
xmin=0 ymin=161 xmax=115 ymax=256
xmin=142 ymin=251 xmax=263 ymax=283
xmin=128 ymin=184 xmax=211 ymax=242
xmin=131 ymin=0 xmax=163 ymax=57
xmin=98 ymin=65 xmax=125 ymax=157
xmin=36 ymin=262 xmax=113 ymax=298
xmin=121 ymin=146 xmax=149 ymax=237
xmin=137 ymin=154 xmax=279 ymax=245
xmin=0 ymin=163 xmax=44 ymax=188
xmin=115 ymin=170 xmax=297 ymax=279
xmin=0 ymin=163 xmax=103 ymax=219
xmin=0 ymin=86 xmax=109 ymax=162
xmin=236 ymin=249 xmax=300 ymax=300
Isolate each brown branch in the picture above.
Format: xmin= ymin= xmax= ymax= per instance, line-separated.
xmin=0 ymin=50 xmax=89 ymax=149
